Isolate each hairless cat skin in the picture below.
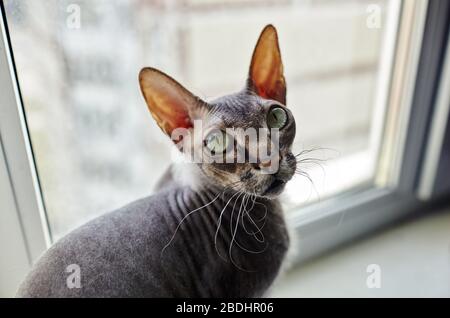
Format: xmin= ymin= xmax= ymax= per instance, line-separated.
xmin=17 ymin=25 xmax=297 ymax=298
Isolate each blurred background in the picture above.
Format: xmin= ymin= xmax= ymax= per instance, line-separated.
xmin=4 ymin=0 xmax=388 ymax=239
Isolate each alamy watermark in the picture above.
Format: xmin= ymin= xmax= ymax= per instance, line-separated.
xmin=66 ymin=4 xmax=81 ymax=29
xmin=170 ymin=120 xmax=281 ymax=174
xmin=66 ymin=264 xmax=81 ymax=289
xmin=366 ymin=263 xmax=381 ymax=289
xmin=366 ymin=4 xmax=381 ymax=29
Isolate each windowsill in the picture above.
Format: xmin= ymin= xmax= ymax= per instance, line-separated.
xmin=271 ymin=205 xmax=450 ymax=297
xmin=284 ymin=149 xmax=375 ymax=209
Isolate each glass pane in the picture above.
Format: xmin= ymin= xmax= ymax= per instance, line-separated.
xmin=4 ymin=0 xmax=394 ymax=239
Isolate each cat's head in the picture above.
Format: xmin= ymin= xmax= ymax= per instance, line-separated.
xmin=139 ymin=25 xmax=296 ymax=198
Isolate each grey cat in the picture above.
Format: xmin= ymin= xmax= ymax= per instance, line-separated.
xmin=17 ymin=24 xmax=297 ymax=298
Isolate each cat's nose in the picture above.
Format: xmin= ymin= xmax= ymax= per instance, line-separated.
xmin=253 ymin=154 xmax=280 ymax=171
xmin=259 ymin=160 xmax=272 ymax=168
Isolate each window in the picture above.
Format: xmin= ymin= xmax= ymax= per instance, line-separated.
xmin=3 ymin=0 xmax=398 ymax=240
xmin=2 ymin=0 xmax=449 ymax=297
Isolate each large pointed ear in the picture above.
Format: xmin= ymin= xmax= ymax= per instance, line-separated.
xmin=139 ymin=67 xmax=206 ymax=138
xmin=248 ymin=25 xmax=286 ymax=105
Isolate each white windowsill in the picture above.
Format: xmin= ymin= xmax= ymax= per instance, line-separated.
xmin=271 ymin=206 xmax=450 ymax=297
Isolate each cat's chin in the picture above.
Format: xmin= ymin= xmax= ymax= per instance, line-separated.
xmin=259 ymin=179 xmax=287 ymax=199
xmin=261 ymin=192 xmax=283 ymax=200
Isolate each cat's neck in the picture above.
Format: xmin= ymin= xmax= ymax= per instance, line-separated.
xmin=171 ymin=161 xmax=222 ymax=193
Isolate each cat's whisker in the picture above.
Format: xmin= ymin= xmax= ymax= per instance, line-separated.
xmin=228 ymin=193 xmax=255 ymax=272
xmin=241 ymin=194 xmax=261 ymax=236
xmin=246 ymin=194 xmax=268 ymax=243
xmin=296 ymin=157 xmax=327 ymax=163
xmin=225 ymin=191 xmax=243 ymax=264
xmin=240 ymin=195 xmax=255 ymax=235
xmin=294 ymin=146 xmax=339 ymax=158
xmin=234 ymin=194 xmax=268 ymax=254
xmin=244 ymin=211 xmax=266 ymax=243
xmin=295 ymin=158 xmax=327 ymax=177
xmin=214 ymin=190 xmax=243 ymax=261
xmin=161 ymin=191 xmax=222 ymax=257
xmin=228 ymin=192 xmax=244 ymax=243
xmin=295 ymin=169 xmax=321 ymax=201
xmin=163 ymin=181 xmax=242 ymax=261
xmin=251 ymin=199 xmax=268 ymax=223
xmin=237 ymin=194 xmax=252 ymax=236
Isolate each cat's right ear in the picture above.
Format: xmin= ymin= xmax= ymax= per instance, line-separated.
xmin=247 ymin=24 xmax=286 ymax=105
xmin=139 ymin=67 xmax=206 ymax=139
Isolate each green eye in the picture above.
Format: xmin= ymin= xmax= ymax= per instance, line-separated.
xmin=267 ymin=107 xmax=288 ymax=129
xmin=205 ymin=130 xmax=229 ymax=154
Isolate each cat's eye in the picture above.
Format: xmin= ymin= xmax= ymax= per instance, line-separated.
xmin=204 ymin=130 xmax=230 ymax=154
xmin=267 ymin=107 xmax=288 ymax=129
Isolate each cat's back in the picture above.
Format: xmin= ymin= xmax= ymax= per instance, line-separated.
xmin=16 ymin=188 xmax=178 ymax=298
xmin=17 ymin=185 xmax=289 ymax=298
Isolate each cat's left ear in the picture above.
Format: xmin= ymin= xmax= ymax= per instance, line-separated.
xmin=139 ymin=67 xmax=207 ymax=139
xmin=247 ymin=24 xmax=286 ymax=105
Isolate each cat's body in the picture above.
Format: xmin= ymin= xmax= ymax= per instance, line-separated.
xmin=17 ymin=25 xmax=297 ymax=298
xmin=17 ymin=165 xmax=288 ymax=297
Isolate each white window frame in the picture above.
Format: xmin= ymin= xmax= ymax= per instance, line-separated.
xmin=290 ymin=0 xmax=431 ymax=262
xmin=0 ymin=4 xmax=50 ymax=296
